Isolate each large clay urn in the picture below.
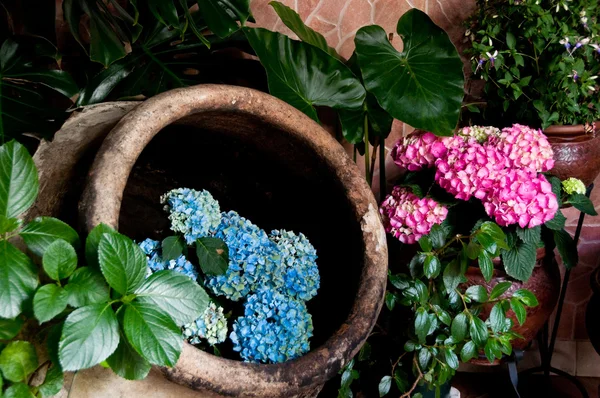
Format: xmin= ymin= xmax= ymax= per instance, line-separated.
xmin=76 ymin=85 xmax=388 ymax=397
xmin=544 ymin=122 xmax=600 ymax=186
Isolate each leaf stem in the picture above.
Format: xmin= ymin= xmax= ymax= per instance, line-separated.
xmin=400 ymin=355 xmax=424 ymax=398
xmin=364 ymin=114 xmax=371 ymax=185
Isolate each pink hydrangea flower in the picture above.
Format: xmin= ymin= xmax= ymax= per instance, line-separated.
xmin=379 ymin=186 xmax=448 ymax=244
xmin=490 ymin=124 xmax=555 ymax=173
xmin=458 ymin=125 xmax=501 ymax=144
xmin=434 ymin=136 xmax=510 ymax=201
xmin=391 ymin=130 xmax=447 ymax=171
xmin=483 ymin=169 xmax=558 ymax=228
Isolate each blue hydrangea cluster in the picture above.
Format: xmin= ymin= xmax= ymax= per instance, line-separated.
xmin=204 ymin=211 xmax=282 ymax=301
xmin=160 ymin=188 xmax=221 ymax=244
xmin=230 ymin=288 xmax=313 ymax=363
xmin=269 ymin=230 xmax=319 ymax=301
xmin=138 ymin=238 xmax=198 ymax=281
xmin=182 ymin=302 xmax=228 ymax=346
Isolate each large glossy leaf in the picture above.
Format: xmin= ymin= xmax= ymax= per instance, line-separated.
xmin=42 ymin=240 xmax=78 ymax=281
xmin=0 ymin=140 xmax=38 ymax=218
xmin=33 ymin=284 xmax=69 ymax=324
xmin=354 ymin=9 xmax=464 ymax=136
xmin=501 ymin=241 xmax=537 ymax=282
xmin=84 ymin=223 xmax=116 ymax=269
xmin=245 ymin=27 xmax=365 ymax=122
xmin=197 ymin=0 xmax=252 ymax=38
xmin=148 ymin=0 xmax=180 ymax=29
xmin=20 ymin=217 xmax=80 ymax=257
xmin=98 ymin=233 xmax=147 ymax=295
xmin=0 ymin=240 xmax=38 ymax=318
xmin=0 ymin=341 xmax=38 ymax=383
xmin=106 ymin=330 xmax=151 ymax=380
xmin=64 ymin=267 xmax=110 ymax=308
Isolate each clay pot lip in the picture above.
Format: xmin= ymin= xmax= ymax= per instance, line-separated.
xmin=544 ymin=121 xmax=600 ymax=144
xmin=79 ymin=84 xmax=388 ymax=394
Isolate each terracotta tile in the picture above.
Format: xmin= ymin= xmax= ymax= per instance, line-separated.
xmin=565 ymin=272 xmax=593 ymax=306
xmin=550 ymin=301 xmax=575 ymax=340
xmin=551 ymin=340 xmax=577 ymax=375
xmin=576 ymin=341 xmax=600 ymax=377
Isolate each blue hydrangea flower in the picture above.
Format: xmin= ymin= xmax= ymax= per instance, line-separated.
xmin=161 ymin=188 xmax=221 ymax=244
xmin=204 ymin=211 xmax=282 ymax=301
xmin=138 ymin=238 xmax=198 ymax=280
xmin=230 ymin=288 xmax=313 ymax=363
xmin=183 ymin=302 xmax=228 ymax=346
xmin=269 ymin=230 xmax=319 ymax=301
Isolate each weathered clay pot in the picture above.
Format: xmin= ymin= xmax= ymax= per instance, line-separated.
xmin=463 ymin=248 xmax=560 ymax=366
xmin=79 ymin=85 xmax=388 ymax=397
xmin=544 ymin=122 xmax=600 ymax=186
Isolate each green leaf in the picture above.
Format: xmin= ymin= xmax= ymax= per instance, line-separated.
xmin=385 ymin=291 xmax=398 ymax=311
xmin=478 ymin=252 xmax=494 ymax=283
xmin=489 ymin=281 xmax=512 ymax=300
xmin=64 ymin=267 xmax=110 ymax=307
xmin=161 ymin=236 xmax=185 ymax=262
xmin=480 ymin=222 xmax=509 ymax=249
xmin=506 ymin=32 xmax=516 ymax=50
xmin=58 ymin=303 xmax=119 ymax=371
xmin=193 ymin=237 xmax=228 ymax=276
xmin=418 ymin=347 xmax=432 ymax=369
xmin=389 ymin=273 xmax=409 ymax=290
xmin=0 ymin=216 xmax=21 ymax=234
xmin=42 ymin=240 xmax=77 ymax=281
xmin=513 ymin=289 xmax=539 ymax=307
xmin=451 ymin=313 xmax=468 ymax=342
xmin=3 ymin=382 xmax=35 ymax=398
xmin=98 ymin=233 xmax=147 ymax=295
xmin=0 ymin=240 xmax=38 ymax=318
xmin=20 ymin=217 xmax=80 ymax=257
xmin=378 ymin=375 xmax=392 ymax=397
xmin=33 ymin=284 xmax=69 ymax=324
xmin=358 ymin=341 xmax=371 ymax=362
xmin=460 ymin=340 xmax=477 ymax=362
xmin=85 ymin=223 xmax=116 ymax=269
xmin=409 ymin=253 xmax=426 ymax=278
xmin=567 ymin=194 xmax=597 ymax=216
xmin=414 ymin=280 xmax=429 ymax=305
xmin=516 ymin=226 xmax=541 ymax=245
xmin=198 ymin=0 xmax=252 ymax=38
xmin=38 ymin=364 xmax=64 ymax=398
xmin=148 ymin=0 xmax=180 ymax=28
xmin=484 ymin=339 xmax=497 ymax=363
xmin=394 ymin=368 xmax=409 ymax=393
xmin=489 ymin=303 xmax=505 ymax=333
xmin=476 ymin=232 xmax=497 ymax=255
xmin=466 ymin=285 xmax=488 ymax=303
xmin=423 ymin=255 xmax=441 ymax=279
xmin=339 ymin=92 xmax=393 ymax=144
xmin=76 ymin=58 xmax=136 ymax=106
xmin=106 ymin=333 xmax=151 ymax=380
xmin=443 ymin=259 xmax=463 ymax=292
xmin=469 ymin=317 xmax=488 ymax=347
xmin=354 ymin=9 xmax=464 ymax=136
xmin=444 ymin=348 xmax=459 ymax=370
xmin=134 ymin=270 xmax=209 ymax=325
xmin=0 ymin=140 xmax=39 ymax=218
xmin=419 ymin=236 xmax=432 ymax=252
xmin=553 ymin=229 xmax=578 ymax=270
xmin=437 ymin=308 xmax=452 ymax=326
xmin=510 ymin=297 xmax=527 ymax=326
xmin=466 ymin=241 xmax=481 ymax=260
xmin=545 ymin=209 xmax=566 ymax=230
xmin=244 ymin=27 xmax=366 ymax=122
xmin=0 ymin=317 xmax=23 ymax=340
xmin=269 ymin=1 xmax=337 ymax=57
xmin=429 ymin=224 xmax=447 ymax=249
xmin=0 ymin=341 xmax=38 ymax=382
xmin=415 ymin=307 xmax=432 ymax=344
xmin=501 ymin=241 xmax=537 ymax=282
xmin=123 ymin=301 xmax=182 ymax=366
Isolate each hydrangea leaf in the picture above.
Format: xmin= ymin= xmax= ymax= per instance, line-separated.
xmin=354 ymin=9 xmax=464 ymax=136
xmin=501 ymin=240 xmax=537 ymax=281
xmin=3 ymin=382 xmax=35 ymax=398
xmin=515 ymin=225 xmax=541 ymax=245
xmin=33 ymin=284 xmax=69 ymax=324
xmin=195 ymin=237 xmax=229 ymax=276
xmin=42 ymin=240 xmax=77 ymax=281
xmin=0 ymin=317 xmax=23 ymax=340
xmin=0 ymin=140 xmax=38 ymax=218
xmin=38 ymin=364 xmax=64 ymax=398
xmin=0 ymin=216 xmax=20 ymax=234
xmin=98 ymin=233 xmax=147 ymax=295
xmin=106 ymin=332 xmax=151 ymax=380
xmin=0 ymin=341 xmax=38 ymax=382
xmin=85 ymin=223 xmax=116 ymax=269
xmin=161 ymin=236 xmax=185 ymax=262
xmin=20 ymin=217 xmax=80 ymax=257
xmin=64 ymin=267 xmax=110 ymax=308
xmin=0 ymin=240 xmax=38 ymax=318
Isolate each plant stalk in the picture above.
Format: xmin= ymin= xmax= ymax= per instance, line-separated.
xmin=364 ymin=115 xmax=371 ymax=185
xmin=379 ymin=138 xmax=386 ymax=203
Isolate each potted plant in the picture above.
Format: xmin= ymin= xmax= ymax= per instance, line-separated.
xmin=466 ymin=0 xmax=600 ymax=185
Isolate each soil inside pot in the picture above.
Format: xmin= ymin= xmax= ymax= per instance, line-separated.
xmin=117 ymin=119 xmax=365 ymax=360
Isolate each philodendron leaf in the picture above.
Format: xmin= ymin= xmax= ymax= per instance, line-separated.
xmin=38 ymin=364 xmax=64 ymax=398
xmin=0 ymin=341 xmax=38 ymax=382
xmin=244 ymin=27 xmax=366 ymax=122
xmin=0 ymin=140 xmax=39 ymax=218
xmin=198 ymin=0 xmax=252 ymax=38
xmin=58 ymin=303 xmax=119 ymax=371
xmin=33 ymin=284 xmax=69 ymax=324
xmin=501 ymin=240 xmax=537 ymax=282
xmin=134 ymin=270 xmax=210 ymax=325
xmin=106 ymin=331 xmax=151 ymax=380
xmin=0 ymin=317 xmax=23 ymax=340
xmin=123 ymin=301 xmax=182 ymax=367
xmin=148 ymin=0 xmax=180 ymax=29
xmin=98 ymin=233 xmax=147 ymax=295
xmin=195 ymin=237 xmax=229 ymax=276
xmin=43 ymin=240 xmax=77 ymax=281
xmin=0 ymin=240 xmax=38 ymax=318
xmin=354 ymin=9 xmax=464 ymax=136
xmin=65 ymin=267 xmax=110 ymax=307
xmin=85 ymin=223 xmax=116 ymax=269
xmin=20 ymin=217 xmax=80 ymax=257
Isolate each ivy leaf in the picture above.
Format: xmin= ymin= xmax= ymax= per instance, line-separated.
xmin=0 ymin=317 xmax=23 ymax=340
xmin=106 ymin=332 xmax=151 ymax=380
xmin=478 ymin=252 xmax=494 ymax=283
xmin=516 ymin=226 xmax=541 ymax=245
xmin=451 ymin=313 xmax=468 ymax=342
xmin=33 ymin=284 xmax=69 ymax=324
xmin=161 ymin=236 xmax=185 ymax=262
xmin=460 ymin=340 xmax=477 ymax=362
xmin=0 ymin=240 xmax=38 ymax=318
xmin=489 ymin=303 xmax=506 ymax=333
xmin=545 ymin=209 xmax=566 ymax=230
xmin=0 ymin=341 xmax=38 ymax=382
xmin=198 ymin=0 xmax=252 ymax=39
xmin=3 ymin=382 xmax=35 ymax=398
xmin=510 ymin=297 xmax=527 ymax=326
xmin=98 ymin=233 xmax=147 ymax=295
xmin=469 ymin=317 xmax=488 ymax=347
xmin=123 ymin=301 xmax=182 ymax=367
xmin=59 ymin=303 xmax=119 ymax=371
xmin=489 ymin=281 xmax=512 ymax=300
xmin=134 ymin=270 xmax=209 ymax=325
xmin=85 ymin=223 xmax=116 ymax=269
xmin=423 ymin=255 xmax=441 ymax=279
xmin=567 ymin=194 xmax=597 ymax=216
xmin=38 ymin=364 xmax=64 ymax=398
xmin=20 ymin=217 xmax=80 ymax=257
xmin=244 ymin=27 xmax=366 ymax=122
xmin=501 ymin=240 xmax=537 ymax=282
xmin=444 ymin=348 xmax=459 ymax=370
xmin=195 ymin=237 xmax=229 ymax=276
xmin=513 ymin=288 xmax=539 ymax=307
xmin=0 ymin=140 xmax=39 ymax=218
xmin=415 ymin=307 xmax=432 ymax=344
xmin=553 ymin=229 xmax=578 ymax=269
xmin=354 ymin=9 xmax=464 ymax=136
xmin=466 ymin=285 xmax=488 ymax=303
xmin=64 ymin=267 xmax=110 ymax=307
xmin=378 ymin=375 xmax=392 ymax=397
xmin=42 ymin=240 xmax=77 ymax=281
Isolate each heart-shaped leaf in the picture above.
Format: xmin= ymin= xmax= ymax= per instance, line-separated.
xmin=0 ymin=240 xmax=38 ymax=318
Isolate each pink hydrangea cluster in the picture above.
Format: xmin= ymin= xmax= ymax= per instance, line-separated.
xmin=434 ymin=136 xmax=509 ymax=201
xmin=484 ymin=169 xmax=559 ymax=228
xmin=390 ymin=130 xmax=447 ymax=171
xmin=458 ymin=125 xmax=501 ymax=143
xmin=490 ymin=124 xmax=555 ymax=173
xmin=379 ymin=186 xmax=448 ymax=244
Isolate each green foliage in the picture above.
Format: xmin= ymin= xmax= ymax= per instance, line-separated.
xmin=0 ymin=341 xmax=37 ymax=382
xmin=195 ymin=237 xmax=230 ymax=276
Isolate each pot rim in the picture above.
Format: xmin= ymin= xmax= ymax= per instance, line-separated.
xmin=544 ymin=121 xmax=600 ymax=142
xmin=79 ymin=84 xmax=388 ymax=395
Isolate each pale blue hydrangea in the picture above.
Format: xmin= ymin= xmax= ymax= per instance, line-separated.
xmin=161 ymin=188 xmax=221 ymax=244
xmin=138 ymin=238 xmax=198 ymax=280
xmin=269 ymin=230 xmax=320 ymax=301
xmin=230 ymin=288 xmax=313 ymax=363
xmin=204 ymin=211 xmax=282 ymax=301
xmin=183 ymin=302 xmax=228 ymax=346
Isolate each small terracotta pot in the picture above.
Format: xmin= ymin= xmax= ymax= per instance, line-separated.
xmin=544 ymin=122 xmax=600 ymax=186
xmin=463 ymin=248 xmax=560 ymax=366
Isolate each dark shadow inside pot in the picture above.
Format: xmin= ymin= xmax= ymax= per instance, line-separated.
xmin=117 ymin=111 xmax=365 ymax=358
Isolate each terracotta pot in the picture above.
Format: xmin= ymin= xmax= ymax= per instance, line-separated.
xmin=544 ymin=121 xmax=600 ymax=186
xmin=463 ymin=248 xmax=560 ymax=366
xmin=78 ymin=85 xmax=388 ymax=397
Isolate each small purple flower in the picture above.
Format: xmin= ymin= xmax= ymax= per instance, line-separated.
xmin=592 ymin=44 xmax=600 ymax=55
xmin=560 ymin=38 xmax=571 ymax=50
xmin=486 ymin=51 xmax=498 ymax=67
xmin=475 ymin=57 xmax=485 ymax=73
